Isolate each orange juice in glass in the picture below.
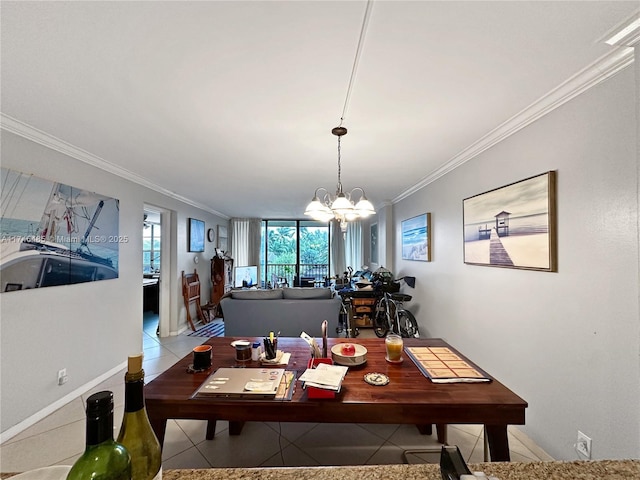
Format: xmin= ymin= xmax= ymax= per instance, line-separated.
xmin=385 ymin=334 xmax=403 ymax=363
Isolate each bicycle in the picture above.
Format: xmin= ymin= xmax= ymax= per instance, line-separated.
xmin=336 ymin=290 xmax=362 ymax=338
xmin=373 ymin=278 xmax=419 ymax=338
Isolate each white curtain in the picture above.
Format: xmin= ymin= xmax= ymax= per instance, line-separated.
xmin=230 ymin=218 xmax=262 ymax=284
xmin=247 ymin=218 xmax=261 ymax=267
xmin=330 ymin=220 xmax=362 ymax=278
xmin=345 ymin=221 xmax=362 ymax=271
xmin=330 ymin=221 xmax=346 ymax=279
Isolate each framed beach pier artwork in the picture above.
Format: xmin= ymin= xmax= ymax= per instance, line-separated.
xmin=463 ymin=171 xmax=557 ymax=272
xmin=401 ymin=213 xmax=431 ymax=261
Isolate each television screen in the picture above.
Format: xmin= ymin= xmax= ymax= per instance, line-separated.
xmin=234 ymin=265 xmax=258 ymax=288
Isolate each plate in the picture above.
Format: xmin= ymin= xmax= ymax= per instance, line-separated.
xmin=331 ymin=343 xmax=368 ymax=366
xmin=10 ymin=466 xmax=72 ymax=480
xmin=364 ymin=372 xmax=389 ymax=386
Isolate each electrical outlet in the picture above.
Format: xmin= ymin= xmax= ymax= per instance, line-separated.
xmin=57 ymin=368 xmax=68 ymax=386
xmin=575 ymin=430 xmax=592 ymax=459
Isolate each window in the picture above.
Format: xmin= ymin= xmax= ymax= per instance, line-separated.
xmin=143 ymin=222 xmax=161 ymax=274
xmin=260 ymin=220 xmax=329 ymax=287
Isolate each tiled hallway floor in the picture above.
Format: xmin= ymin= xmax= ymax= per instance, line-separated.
xmin=1 ymin=314 xmax=553 ymax=472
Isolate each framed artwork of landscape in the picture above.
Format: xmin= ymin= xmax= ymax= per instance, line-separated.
xmin=401 ymin=213 xmax=431 ymax=261
xmin=463 ymin=171 xmax=557 ymax=272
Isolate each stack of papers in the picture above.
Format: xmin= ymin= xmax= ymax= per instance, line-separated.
xmin=299 ymin=363 xmax=349 ymax=392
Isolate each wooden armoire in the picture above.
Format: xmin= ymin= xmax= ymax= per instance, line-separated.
xmin=211 ymin=255 xmax=233 ymax=305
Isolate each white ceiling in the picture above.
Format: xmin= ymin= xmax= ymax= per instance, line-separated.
xmin=1 ymin=1 xmax=637 ymax=220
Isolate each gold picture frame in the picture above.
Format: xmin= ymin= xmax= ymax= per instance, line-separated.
xmin=463 ymin=171 xmax=557 ymax=272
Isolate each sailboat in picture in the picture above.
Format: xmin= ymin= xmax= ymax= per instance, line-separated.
xmin=0 ymin=168 xmax=120 ymax=292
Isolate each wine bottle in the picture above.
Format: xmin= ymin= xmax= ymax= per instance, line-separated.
xmin=117 ymin=354 xmax=162 ymax=480
xmin=67 ymin=391 xmax=131 ymax=480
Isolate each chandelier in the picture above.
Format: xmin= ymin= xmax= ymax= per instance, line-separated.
xmin=304 ymin=126 xmax=375 ymax=232
xmin=303 ymin=0 xmax=375 ymax=233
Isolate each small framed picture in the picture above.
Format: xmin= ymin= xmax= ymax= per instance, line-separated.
xmin=370 ymin=223 xmax=378 ymax=264
xmin=401 ymin=213 xmax=431 ymax=262
xmin=217 ymin=225 xmax=228 ymax=251
xmin=188 ymin=218 xmax=205 ymax=252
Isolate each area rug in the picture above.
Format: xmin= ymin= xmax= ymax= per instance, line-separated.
xmin=187 ymin=321 xmax=225 ymax=337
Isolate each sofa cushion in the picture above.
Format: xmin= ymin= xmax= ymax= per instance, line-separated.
xmin=282 ymin=287 xmax=333 ymax=300
xmin=221 ymin=295 xmax=342 ymax=337
xmin=230 ymin=289 xmax=283 ymax=300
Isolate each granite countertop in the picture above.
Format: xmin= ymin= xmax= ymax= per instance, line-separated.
xmin=163 ymin=460 xmax=640 ymax=480
xmin=3 ymin=460 xmax=640 ymax=479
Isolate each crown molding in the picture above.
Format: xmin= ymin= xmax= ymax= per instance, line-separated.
xmin=393 ymin=45 xmax=635 ymax=204
xmin=602 ymin=12 xmax=640 ymax=47
xmin=0 ymin=114 xmax=229 ymax=219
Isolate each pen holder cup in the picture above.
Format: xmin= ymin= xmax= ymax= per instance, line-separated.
xmin=306 ymin=358 xmax=335 ymax=399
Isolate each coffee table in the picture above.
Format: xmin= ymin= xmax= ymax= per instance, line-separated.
xmin=144 ymin=337 xmax=527 ymax=461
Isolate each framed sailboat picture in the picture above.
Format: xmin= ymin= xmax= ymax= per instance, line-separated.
xmin=0 ymin=167 xmax=120 ymax=292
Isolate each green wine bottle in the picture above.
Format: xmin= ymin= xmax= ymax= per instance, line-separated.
xmin=117 ymin=354 xmax=162 ymax=480
xmin=67 ymin=391 xmax=131 ymax=480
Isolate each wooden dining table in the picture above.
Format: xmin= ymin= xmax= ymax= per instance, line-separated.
xmin=144 ymin=336 xmax=527 ymax=461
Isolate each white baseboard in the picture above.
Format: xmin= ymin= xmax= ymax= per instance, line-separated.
xmin=0 ymin=361 xmax=127 ymax=444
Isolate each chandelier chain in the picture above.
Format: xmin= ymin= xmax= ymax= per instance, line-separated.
xmin=337 ymin=136 xmax=342 ymax=189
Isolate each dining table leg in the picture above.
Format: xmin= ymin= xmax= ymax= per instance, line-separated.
xmin=485 ymin=424 xmax=510 ymax=461
xmin=149 ymin=416 xmax=167 ymax=447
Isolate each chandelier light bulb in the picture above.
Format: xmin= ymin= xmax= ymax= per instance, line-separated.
xmin=331 ymin=194 xmax=355 ymax=215
xmin=354 ymin=197 xmax=375 ymax=217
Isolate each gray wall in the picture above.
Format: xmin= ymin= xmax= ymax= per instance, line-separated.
xmin=391 ymin=66 xmax=639 ymax=460
xmin=0 ymin=130 xmax=226 ymax=435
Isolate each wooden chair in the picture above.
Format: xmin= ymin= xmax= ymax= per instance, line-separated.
xmin=181 ymin=270 xmax=215 ymax=331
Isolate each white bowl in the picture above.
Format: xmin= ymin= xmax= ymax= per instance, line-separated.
xmin=331 ymin=343 xmax=368 ymax=366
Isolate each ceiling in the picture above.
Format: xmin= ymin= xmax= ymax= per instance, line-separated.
xmin=1 ymin=1 xmax=637 ymax=220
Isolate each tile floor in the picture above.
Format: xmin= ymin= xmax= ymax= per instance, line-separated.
xmin=1 ymin=313 xmax=553 ymax=472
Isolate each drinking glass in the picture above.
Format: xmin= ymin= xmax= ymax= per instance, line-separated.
xmin=385 ymin=334 xmax=403 ymax=363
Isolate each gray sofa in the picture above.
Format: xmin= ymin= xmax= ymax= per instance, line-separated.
xmin=220 ymin=287 xmax=341 ymax=338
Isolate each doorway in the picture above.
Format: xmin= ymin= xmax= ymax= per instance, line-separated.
xmin=143 ymin=205 xmax=172 ymax=337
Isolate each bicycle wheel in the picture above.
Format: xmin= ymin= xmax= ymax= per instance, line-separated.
xmin=337 ymin=303 xmax=348 ymax=335
xmin=373 ymin=298 xmax=389 ymax=338
xmin=398 ymin=310 xmax=420 ymax=338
